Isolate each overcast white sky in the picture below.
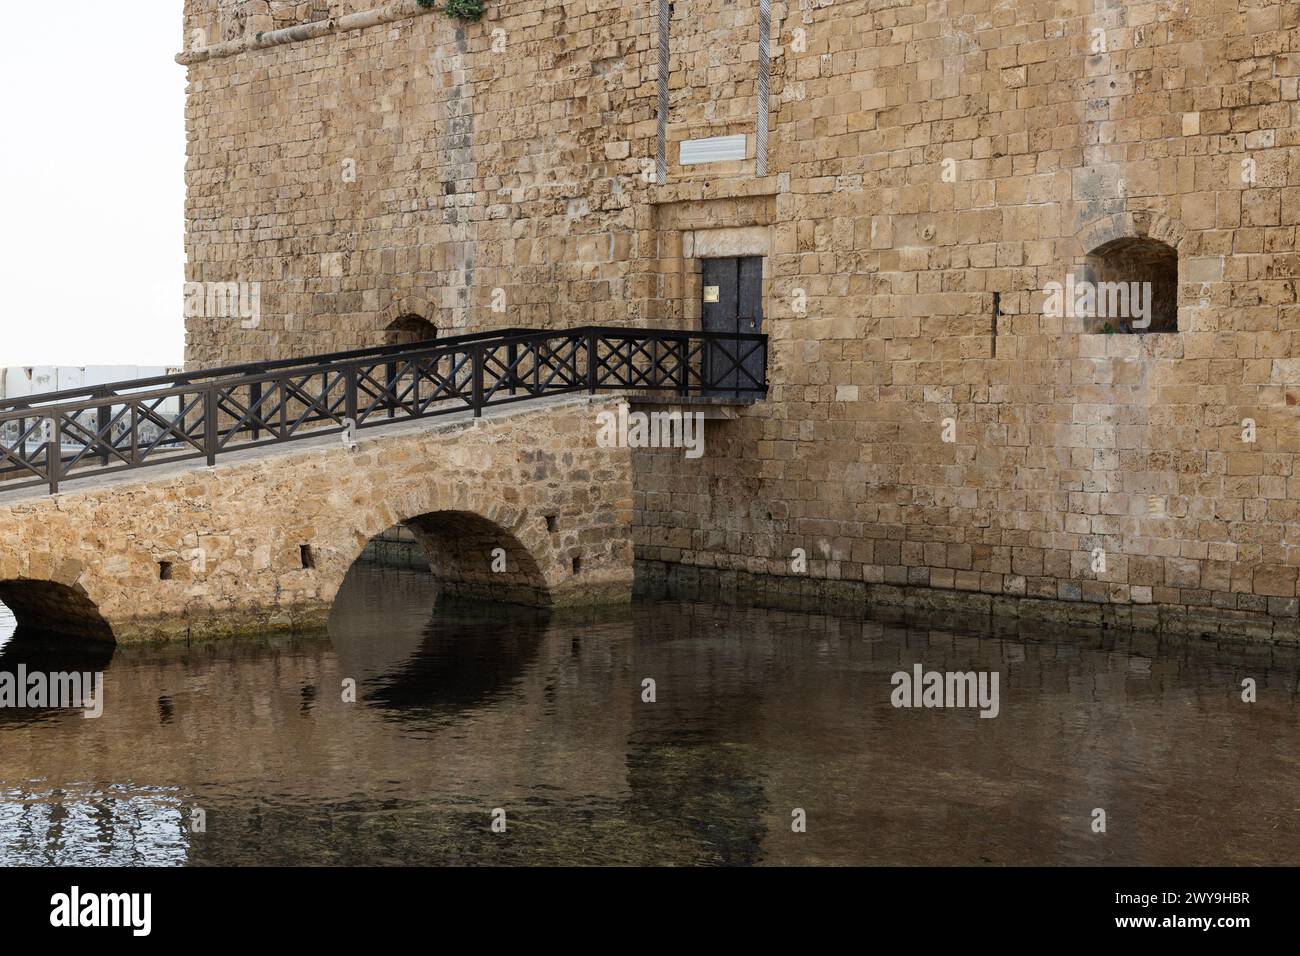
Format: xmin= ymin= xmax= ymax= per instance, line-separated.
xmin=0 ymin=2 xmax=186 ymax=367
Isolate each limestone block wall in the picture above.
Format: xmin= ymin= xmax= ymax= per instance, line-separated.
xmin=178 ymin=0 xmax=1300 ymax=637
xmin=636 ymin=0 xmax=1300 ymax=638
xmin=0 ymin=398 xmax=634 ymax=642
xmin=180 ymin=0 xmax=657 ymax=365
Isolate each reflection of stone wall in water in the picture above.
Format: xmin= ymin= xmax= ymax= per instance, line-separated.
xmin=2 ymin=593 xmax=1298 ymax=864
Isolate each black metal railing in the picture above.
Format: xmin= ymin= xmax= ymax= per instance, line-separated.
xmin=0 ymin=326 xmax=767 ymax=495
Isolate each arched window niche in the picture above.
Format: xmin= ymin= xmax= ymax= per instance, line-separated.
xmin=384 ymin=314 xmax=438 ymax=348
xmin=1059 ymin=214 xmax=1184 ymax=335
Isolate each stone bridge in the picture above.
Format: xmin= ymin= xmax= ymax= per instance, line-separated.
xmin=0 ymin=395 xmax=634 ymax=643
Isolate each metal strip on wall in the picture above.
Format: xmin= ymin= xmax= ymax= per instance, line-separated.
xmin=656 ymin=0 xmax=671 ymax=185
xmin=757 ymin=0 xmax=771 ymax=176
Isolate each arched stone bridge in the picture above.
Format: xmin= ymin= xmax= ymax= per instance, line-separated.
xmin=0 ymin=396 xmax=633 ymax=643
xmin=0 ymin=326 xmax=767 ymax=642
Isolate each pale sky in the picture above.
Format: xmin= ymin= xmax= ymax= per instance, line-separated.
xmin=0 ymin=2 xmax=187 ymax=367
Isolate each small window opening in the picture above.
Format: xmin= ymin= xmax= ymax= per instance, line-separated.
xmin=300 ymin=545 xmax=315 ymax=570
xmin=1079 ymin=237 xmax=1179 ymax=333
xmin=158 ymin=561 xmax=174 ymax=581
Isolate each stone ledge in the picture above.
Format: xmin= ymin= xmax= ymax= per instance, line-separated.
xmin=635 ymin=559 xmax=1300 ymax=646
xmin=176 ymin=0 xmax=439 ymax=65
xmin=628 ymin=394 xmax=761 ymax=420
xmin=650 ymin=177 xmax=784 ymax=207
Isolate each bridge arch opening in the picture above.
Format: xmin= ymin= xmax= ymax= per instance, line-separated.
xmin=0 ymin=580 xmax=114 ymax=642
xmin=341 ymin=510 xmax=552 ymax=610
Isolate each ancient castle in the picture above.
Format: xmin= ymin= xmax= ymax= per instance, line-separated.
xmin=179 ymin=0 xmax=1300 ymax=639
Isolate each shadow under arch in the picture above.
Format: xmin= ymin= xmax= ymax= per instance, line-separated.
xmin=0 ymin=580 xmax=115 ymax=643
xmin=325 ymin=508 xmax=553 ymax=632
xmin=401 ymin=510 xmax=551 ymax=608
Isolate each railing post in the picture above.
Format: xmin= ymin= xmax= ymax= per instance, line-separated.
xmin=385 ymin=361 xmax=397 ymax=419
xmin=249 ymin=380 xmax=262 ymax=441
xmin=97 ymin=389 xmax=111 ymax=467
xmin=176 ymin=379 xmax=188 ymax=449
xmin=204 ymin=386 xmax=217 ymax=466
xmin=678 ymin=334 xmax=690 ymax=397
xmin=472 ymin=345 xmax=484 ymax=417
xmin=587 ymin=330 xmax=598 ymax=395
xmin=345 ymin=363 xmax=358 ymax=426
xmin=48 ymin=415 xmax=60 ymax=495
xmin=507 ymin=342 xmax=518 ymax=396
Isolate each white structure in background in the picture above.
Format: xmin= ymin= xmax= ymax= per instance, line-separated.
xmin=1 ymin=366 xmax=184 ymax=450
xmin=1 ymin=366 xmax=182 ymax=398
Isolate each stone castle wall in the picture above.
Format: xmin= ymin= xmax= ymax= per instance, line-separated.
xmin=180 ymin=0 xmax=1300 ymax=638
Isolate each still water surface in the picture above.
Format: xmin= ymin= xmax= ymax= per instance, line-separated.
xmin=0 ymin=565 xmax=1298 ymax=866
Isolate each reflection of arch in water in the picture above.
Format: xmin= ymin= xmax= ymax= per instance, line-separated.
xmin=0 ymin=614 xmax=116 ymax=726
xmin=329 ymin=562 xmax=549 ymax=719
xmin=362 ymin=601 xmax=548 ymax=717
xmin=0 ymin=579 xmax=115 ymax=643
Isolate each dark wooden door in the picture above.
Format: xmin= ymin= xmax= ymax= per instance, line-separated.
xmin=701 ymin=256 xmax=763 ymax=395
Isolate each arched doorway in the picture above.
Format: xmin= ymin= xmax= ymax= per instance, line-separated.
xmin=384 ymin=314 xmax=437 ymax=347
xmin=378 ymin=314 xmax=440 ymax=416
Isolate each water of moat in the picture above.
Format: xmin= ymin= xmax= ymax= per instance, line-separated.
xmin=0 ymin=565 xmax=1297 ymax=866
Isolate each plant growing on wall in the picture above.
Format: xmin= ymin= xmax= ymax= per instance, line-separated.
xmin=417 ymin=0 xmax=485 ymax=21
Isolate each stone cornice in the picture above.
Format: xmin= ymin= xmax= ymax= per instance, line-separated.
xmin=176 ymin=0 xmax=441 ymax=66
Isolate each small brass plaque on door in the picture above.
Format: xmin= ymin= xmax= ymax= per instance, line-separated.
xmin=703 ymin=285 xmax=720 ymax=303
